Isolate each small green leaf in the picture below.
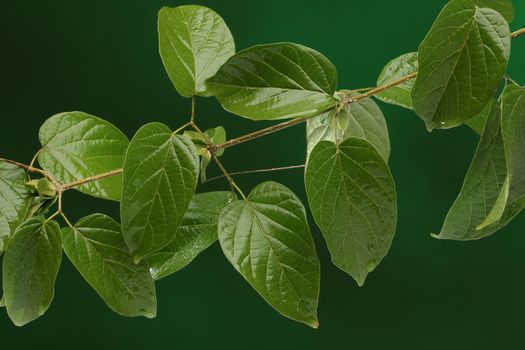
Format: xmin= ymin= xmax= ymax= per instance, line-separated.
xmin=375 ymin=52 xmax=418 ymax=109
xmin=0 ymin=162 xmax=32 ymax=254
xmin=38 ymin=112 xmax=130 ymax=201
xmin=218 ymin=182 xmax=320 ymax=328
xmin=147 ymin=191 xmax=234 ymax=280
xmin=121 ymin=123 xmax=199 ymax=262
xmin=61 ymin=214 xmax=157 ymax=318
xmin=472 ymin=0 xmax=514 ymax=22
xmin=435 ymin=101 xmax=525 ymax=240
xmin=305 ymin=138 xmax=397 ymax=286
xmin=36 ymin=178 xmax=57 ymax=198
xmin=159 ymin=5 xmax=235 ymax=97
xmin=206 ymin=43 xmax=338 ymax=120
xmin=478 ymin=83 xmax=525 ymax=229
xmin=3 ymin=217 xmax=62 ymax=326
xmin=306 ymin=97 xmax=390 ymax=161
xmin=412 ymin=0 xmax=511 ymax=130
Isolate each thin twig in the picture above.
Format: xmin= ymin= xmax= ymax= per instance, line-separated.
xmin=213 ymin=118 xmax=309 ymax=152
xmin=212 ymin=155 xmax=246 ymax=200
xmin=511 ymin=27 xmax=525 ymax=39
xmin=62 ymin=169 xmax=123 ymax=190
xmin=205 ymin=164 xmax=305 ymax=183
xmin=0 ymin=157 xmax=59 ymax=185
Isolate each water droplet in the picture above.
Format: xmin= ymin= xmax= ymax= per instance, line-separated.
xmin=149 ymin=267 xmax=157 ymax=277
xmin=226 ymin=192 xmax=235 ymax=203
xmin=440 ymin=121 xmax=446 ymax=126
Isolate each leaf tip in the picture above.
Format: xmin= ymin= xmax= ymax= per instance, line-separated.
xmin=430 ymin=233 xmax=442 ymax=239
xmin=310 ymin=320 xmax=320 ymax=329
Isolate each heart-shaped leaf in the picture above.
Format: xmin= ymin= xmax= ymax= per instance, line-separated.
xmin=206 ymin=43 xmax=338 ymax=120
xmin=375 ymin=52 xmax=418 ymax=109
xmin=306 ymin=97 xmax=390 ymax=161
xmin=305 ymin=138 xmax=397 ymax=286
xmin=159 ymin=5 xmax=235 ymax=98
xmin=0 ymin=161 xmax=32 ymax=254
xmin=120 ymin=123 xmax=199 ymax=262
xmin=435 ymin=100 xmax=525 ymax=240
xmin=2 ymin=217 xmax=62 ymax=326
xmin=218 ymin=181 xmax=320 ymax=328
xmin=412 ymin=0 xmax=511 ymax=130
xmin=62 ymin=214 xmax=157 ymax=318
xmin=147 ymin=191 xmax=234 ymax=280
xmin=38 ymin=112 xmax=129 ymax=201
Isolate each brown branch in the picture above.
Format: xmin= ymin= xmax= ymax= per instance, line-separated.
xmin=0 ymin=157 xmax=59 ymax=185
xmin=62 ymin=169 xmax=123 ymax=190
xmin=512 ymin=27 xmax=525 ymax=39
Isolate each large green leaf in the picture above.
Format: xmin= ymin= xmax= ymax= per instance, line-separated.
xmin=375 ymin=52 xmax=418 ymax=109
xmin=206 ymin=43 xmax=338 ymax=120
xmin=305 ymin=138 xmax=397 ymax=286
xmin=435 ymin=101 xmax=525 ymax=240
xmin=411 ymin=0 xmax=510 ymax=130
xmin=2 ymin=217 xmax=62 ymax=326
xmin=120 ymin=122 xmax=199 ymax=263
xmin=38 ymin=112 xmax=129 ymax=201
xmin=478 ymin=83 xmax=525 ymax=229
xmin=0 ymin=162 xmax=32 ymax=253
xmin=472 ymin=0 xmax=514 ymax=22
xmin=306 ymin=97 xmax=390 ymax=161
xmin=61 ymin=214 xmax=157 ymax=318
xmin=147 ymin=191 xmax=234 ymax=280
xmin=158 ymin=5 xmax=235 ymax=98
xmin=218 ymin=182 xmax=320 ymax=328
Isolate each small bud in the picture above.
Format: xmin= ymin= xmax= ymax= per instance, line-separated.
xmin=37 ymin=178 xmax=57 ymax=198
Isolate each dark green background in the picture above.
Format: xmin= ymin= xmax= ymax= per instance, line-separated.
xmin=1 ymin=0 xmax=525 ymax=348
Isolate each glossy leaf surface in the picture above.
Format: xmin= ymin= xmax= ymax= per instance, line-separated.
xmin=206 ymin=43 xmax=338 ymax=120
xmin=62 ymin=214 xmax=157 ymax=318
xmin=2 ymin=217 xmax=62 ymax=326
xmin=147 ymin=191 xmax=234 ymax=280
xmin=159 ymin=5 xmax=235 ymax=97
xmin=412 ymin=0 xmax=510 ymax=130
xmin=120 ymin=123 xmax=199 ymax=262
xmin=218 ymin=182 xmax=320 ymax=327
xmin=38 ymin=112 xmax=129 ymax=201
xmin=305 ymin=139 xmax=397 ymax=285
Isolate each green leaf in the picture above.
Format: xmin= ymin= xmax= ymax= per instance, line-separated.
xmin=411 ymin=0 xmax=510 ymax=130
xmin=218 ymin=182 xmax=320 ymax=328
xmin=158 ymin=5 xmax=235 ymax=98
xmin=38 ymin=112 xmax=129 ymax=201
xmin=465 ymin=99 xmax=494 ymax=135
xmin=305 ymin=138 xmax=397 ymax=286
xmin=61 ymin=214 xmax=157 ymax=318
xmin=0 ymin=295 xmax=5 ymax=308
xmin=472 ymin=0 xmax=514 ymax=22
xmin=478 ymin=83 xmax=525 ymax=229
xmin=147 ymin=191 xmax=234 ymax=280
xmin=0 ymin=162 xmax=32 ymax=254
xmin=206 ymin=43 xmax=338 ymax=120
xmin=2 ymin=217 xmax=62 ymax=326
xmin=435 ymin=101 xmax=525 ymax=240
xmin=306 ymin=97 xmax=390 ymax=161
xmin=375 ymin=52 xmax=418 ymax=109
xmin=121 ymin=123 xmax=199 ymax=263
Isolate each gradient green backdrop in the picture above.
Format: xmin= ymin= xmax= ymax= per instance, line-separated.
xmin=1 ymin=1 xmax=525 ymax=349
